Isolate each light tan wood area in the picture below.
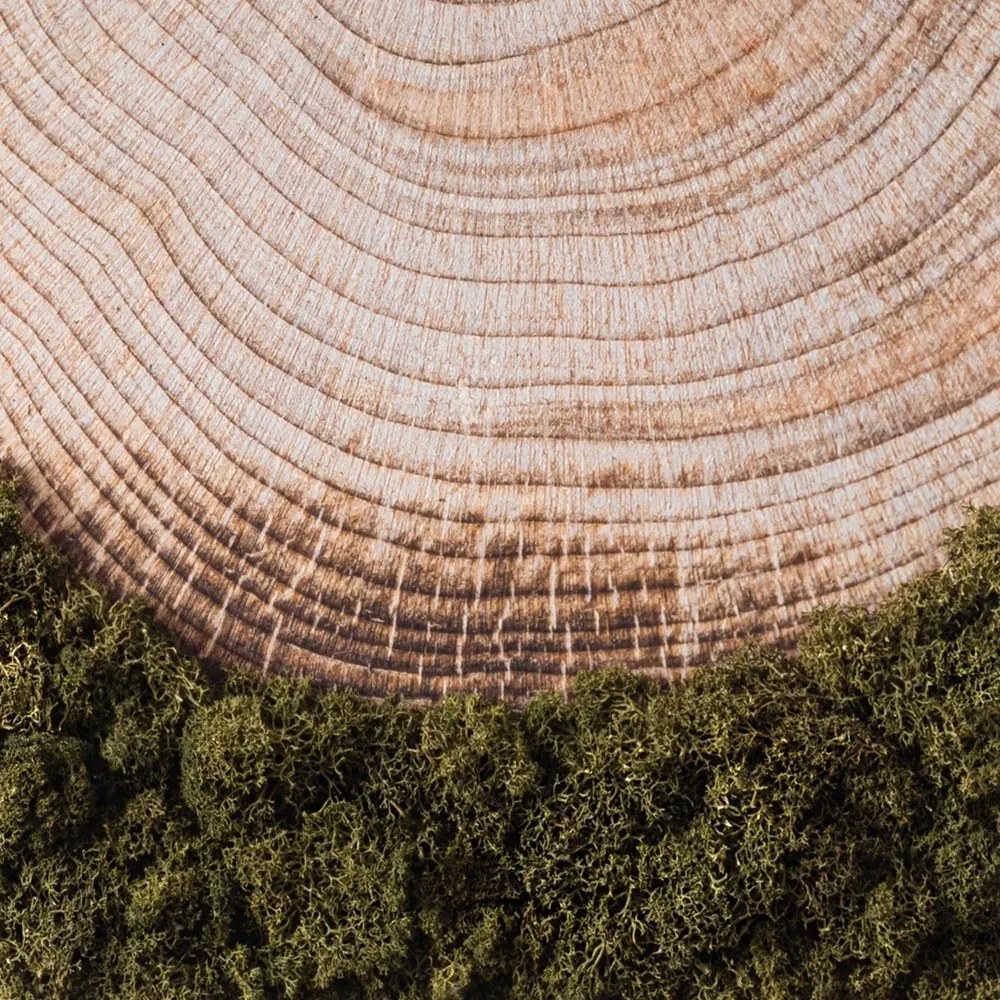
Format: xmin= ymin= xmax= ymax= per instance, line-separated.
xmin=2 ymin=0 xmax=999 ymax=701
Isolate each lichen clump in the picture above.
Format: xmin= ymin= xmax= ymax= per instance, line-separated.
xmin=1 ymin=478 xmax=999 ymax=998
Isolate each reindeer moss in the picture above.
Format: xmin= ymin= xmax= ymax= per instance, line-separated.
xmin=1 ymin=477 xmax=999 ymax=998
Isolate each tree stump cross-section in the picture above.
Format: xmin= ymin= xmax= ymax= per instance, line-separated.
xmin=1 ymin=0 xmax=999 ymax=701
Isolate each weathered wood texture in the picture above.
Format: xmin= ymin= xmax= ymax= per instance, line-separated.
xmin=1 ymin=0 xmax=999 ymax=701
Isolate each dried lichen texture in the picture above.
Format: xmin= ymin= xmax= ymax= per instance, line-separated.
xmin=1 ymin=0 xmax=999 ymax=702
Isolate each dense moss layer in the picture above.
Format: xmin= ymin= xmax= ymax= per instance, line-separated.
xmin=1 ymin=477 xmax=999 ymax=998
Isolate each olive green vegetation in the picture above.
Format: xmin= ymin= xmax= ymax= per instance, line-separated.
xmin=1 ymin=478 xmax=1000 ymax=999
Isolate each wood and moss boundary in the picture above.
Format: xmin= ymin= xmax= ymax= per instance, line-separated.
xmin=1 ymin=477 xmax=999 ymax=998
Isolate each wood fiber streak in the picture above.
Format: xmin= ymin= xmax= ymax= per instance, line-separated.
xmin=1 ymin=0 xmax=999 ymax=702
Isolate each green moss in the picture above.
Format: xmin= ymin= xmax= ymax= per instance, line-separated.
xmin=1 ymin=476 xmax=999 ymax=997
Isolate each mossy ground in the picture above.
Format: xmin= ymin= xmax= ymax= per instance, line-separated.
xmin=1 ymin=477 xmax=999 ymax=998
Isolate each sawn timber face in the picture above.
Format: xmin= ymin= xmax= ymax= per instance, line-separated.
xmin=1 ymin=0 xmax=999 ymax=702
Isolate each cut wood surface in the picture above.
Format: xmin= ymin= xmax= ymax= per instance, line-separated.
xmin=1 ymin=0 xmax=999 ymax=701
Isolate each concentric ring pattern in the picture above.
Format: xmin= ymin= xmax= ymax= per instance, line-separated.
xmin=1 ymin=0 xmax=999 ymax=701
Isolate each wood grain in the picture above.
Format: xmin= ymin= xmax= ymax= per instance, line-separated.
xmin=1 ymin=0 xmax=999 ymax=702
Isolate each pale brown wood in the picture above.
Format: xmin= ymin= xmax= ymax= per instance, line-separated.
xmin=1 ymin=0 xmax=999 ymax=702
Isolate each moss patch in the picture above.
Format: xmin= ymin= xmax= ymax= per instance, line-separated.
xmin=1 ymin=478 xmax=999 ymax=998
